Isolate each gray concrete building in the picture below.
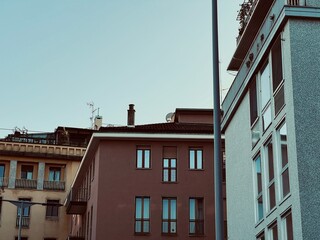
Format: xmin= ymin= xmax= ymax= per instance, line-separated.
xmin=221 ymin=0 xmax=320 ymax=239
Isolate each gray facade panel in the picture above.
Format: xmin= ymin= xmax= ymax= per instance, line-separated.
xmin=290 ymin=19 xmax=320 ymax=239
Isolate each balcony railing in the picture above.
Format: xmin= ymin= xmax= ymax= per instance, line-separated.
xmin=0 ymin=177 xmax=8 ymax=188
xmin=15 ymin=179 xmax=37 ymax=189
xmin=43 ymin=180 xmax=65 ymax=191
xmin=16 ymin=216 xmax=30 ymax=228
xmin=66 ymin=188 xmax=88 ymax=214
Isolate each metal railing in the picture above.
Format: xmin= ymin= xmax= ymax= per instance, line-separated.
xmin=15 ymin=179 xmax=37 ymax=189
xmin=0 ymin=177 xmax=8 ymax=187
xmin=288 ymin=0 xmax=300 ymax=5
xmin=16 ymin=216 xmax=30 ymax=228
xmin=43 ymin=180 xmax=65 ymax=191
xmin=66 ymin=188 xmax=88 ymax=204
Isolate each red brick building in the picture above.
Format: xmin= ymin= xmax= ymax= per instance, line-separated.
xmin=66 ymin=106 xmax=226 ymax=239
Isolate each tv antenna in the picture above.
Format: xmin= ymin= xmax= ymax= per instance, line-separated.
xmin=87 ymin=102 xmax=100 ymax=129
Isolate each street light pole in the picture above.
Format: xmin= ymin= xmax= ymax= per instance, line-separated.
xmin=212 ymin=0 xmax=224 ymax=239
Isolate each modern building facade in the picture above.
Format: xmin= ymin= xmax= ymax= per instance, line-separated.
xmin=66 ymin=106 xmax=226 ymax=240
xmin=221 ymin=0 xmax=320 ymax=239
xmin=0 ymin=127 xmax=93 ymax=240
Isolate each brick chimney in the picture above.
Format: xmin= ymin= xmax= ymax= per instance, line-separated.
xmin=127 ymin=104 xmax=135 ymax=126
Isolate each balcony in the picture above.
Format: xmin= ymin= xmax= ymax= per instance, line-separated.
xmin=66 ymin=188 xmax=87 ymax=214
xmin=0 ymin=177 xmax=8 ymax=188
xmin=43 ymin=180 xmax=65 ymax=191
xmin=15 ymin=179 xmax=37 ymax=189
xmin=16 ymin=216 xmax=30 ymax=228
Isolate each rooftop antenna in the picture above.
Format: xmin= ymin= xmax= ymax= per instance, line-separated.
xmin=87 ymin=102 xmax=100 ymax=129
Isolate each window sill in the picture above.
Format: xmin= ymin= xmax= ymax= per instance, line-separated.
xmin=189 ymin=234 xmax=205 ymax=237
xmin=161 ymin=233 xmax=178 ymax=237
xmin=135 ymin=168 xmax=152 ymax=170
xmin=266 ymin=206 xmax=277 ymax=218
xmin=279 ymin=193 xmax=291 ymax=206
xmin=134 ymin=232 xmax=150 ymax=236
xmin=162 ymin=181 xmax=178 ymax=184
xmin=188 ymin=169 xmax=204 ymax=171
xmin=255 ymin=218 xmax=264 ymax=228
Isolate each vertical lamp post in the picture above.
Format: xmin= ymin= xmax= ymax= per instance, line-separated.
xmin=1 ymin=199 xmax=63 ymax=240
xmin=212 ymin=0 xmax=224 ymax=239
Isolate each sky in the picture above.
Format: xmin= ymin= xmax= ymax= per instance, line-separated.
xmin=0 ymin=0 xmax=243 ymax=137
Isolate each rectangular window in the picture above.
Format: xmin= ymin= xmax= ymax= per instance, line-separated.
xmin=272 ymin=36 xmax=283 ymax=92
xmin=265 ymin=140 xmax=276 ymax=211
xmin=49 ymin=167 xmax=61 ymax=181
xmin=282 ymin=210 xmax=293 ymax=240
xmin=256 ymin=231 xmax=265 ymax=240
xmin=46 ymin=200 xmax=60 ymax=218
xmin=260 ymin=62 xmax=271 ymax=110
xmin=250 ymin=77 xmax=258 ymax=125
xmin=21 ymin=165 xmax=33 ymax=179
xmin=136 ymin=149 xmax=151 ymax=169
xmin=17 ymin=198 xmax=31 ymax=228
xmin=189 ymin=149 xmax=203 ymax=170
xmin=278 ymin=122 xmax=290 ymax=198
xmin=254 ymin=155 xmax=263 ymax=221
xmin=0 ymin=197 xmax=2 ymax=220
xmin=163 ymin=159 xmax=177 ymax=182
xmin=268 ymin=221 xmax=278 ymax=240
xmin=162 ymin=198 xmax=177 ymax=235
xmin=0 ymin=164 xmax=6 ymax=188
xmin=189 ymin=198 xmax=204 ymax=235
xmin=135 ymin=197 xmax=150 ymax=234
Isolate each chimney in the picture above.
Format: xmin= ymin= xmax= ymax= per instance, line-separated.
xmin=94 ymin=115 xmax=103 ymax=130
xmin=127 ymin=104 xmax=135 ymax=126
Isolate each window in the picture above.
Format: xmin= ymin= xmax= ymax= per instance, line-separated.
xmin=260 ymin=62 xmax=272 ymax=131
xmin=162 ymin=198 xmax=177 ymax=234
xmin=282 ymin=210 xmax=293 ymax=240
xmin=256 ymin=231 xmax=265 ymax=240
xmin=0 ymin=164 xmax=5 ymax=187
xmin=0 ymin=197 xmax=2 ymax=219
xmin=250 ymin=76 xmax=258 ymax=125
xmin=268 ymin=221 xmax=278 ymax=240
xmin=49 ymin=167 xmax=61 ymax=181
xmin=254 ymin=155 xmax=263 ymax=221
xmin=21 ymin=165 xmax=33 ymax=179
xmin=265 ymin=140 xmax=276 ymax=211
xmin=189 ymin=149 xmax=203 ymax=170
xmin=278 ymin=122 xmax=290 ymax=198
xmin=136 ymin=149 xmax=151 ymax=169
xmin=163 ymin=159 xmax=177 ymax=182
xmin=135 ymin=197 xmax=150 ymax=234
xmin=46 ymin=200 xmax=60 ymax=218
xmin=189 ymin=198 xmax=204 ymax=235
xmin=17 ymin=198 xmax=31 ymax=228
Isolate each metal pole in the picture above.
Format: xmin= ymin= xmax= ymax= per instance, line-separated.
xmin=18 ymin=201 xmax=23 ymax=240
xmin=212 ymin=0 xmax=224 ymax=239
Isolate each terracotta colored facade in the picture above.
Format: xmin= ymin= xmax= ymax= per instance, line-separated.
xmin=67 ymin=108 xmax=226 ymax=240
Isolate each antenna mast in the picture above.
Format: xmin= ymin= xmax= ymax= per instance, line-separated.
xmin=87 ymin=102 xmax=100 ymax=129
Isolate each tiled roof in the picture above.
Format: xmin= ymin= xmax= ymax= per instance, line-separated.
xmin=99 ymin=122 xmax=213 ymax=134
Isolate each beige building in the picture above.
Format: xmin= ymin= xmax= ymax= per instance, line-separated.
xmin=0 ymin=127 xmax=93 ymax=240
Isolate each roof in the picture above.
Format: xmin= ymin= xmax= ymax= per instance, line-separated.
xmin=99 ymin=122 xmax=213 ymax=134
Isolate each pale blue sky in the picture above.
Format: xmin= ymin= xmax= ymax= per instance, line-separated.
xmin=0 ymin=0 xmax=242 ymax=137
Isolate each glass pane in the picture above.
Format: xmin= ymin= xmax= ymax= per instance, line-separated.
xmin=55 ymin=170 xmax=61 ymax=181
xmin=135 ymin=220 xmax=141 ymax=233
xmin=286 ymin=212 xmax=293 ymax=240
xmin=258 ymin=196 xmax=263 ymax=220
xmin=255 ymin=156 xmax=262 ymax=193
xmin=137 ymin=150 xmax=143 ymax=168
xmin=189 ymin=199 xmax=195 ymax=220
xmin=252 ymin=121 xmax=260 ymax=147
xmin=26 ymin=172 xmax=33 ymax=180
xmin=163 ymin=159 xmax=169 ymax=167
xmin=171 ymin=170 xmax=176 ymax=182
xmin=281 ymin=145 xmax=288 ymax=168
xmin=163 ymin=200 xmax=168 ymax=219
xmin=269 ymin=183 xmax=276 ymax=210
xmin=170 ymin=200 xmax=176 ymax=219
xmin=282 ymin=169 xmax=290 ymax=197
xmin=262 ymin=105 xmax=272 ymax=131
xmin=274 ymin=85 xmax=285 ymax=115
xmin=135 ymin=198 xmax=142 ymax=218
xmin=163 ymin=170 xmax=169 ymax=182
xmin=190 ymin=222 xmax=195 ymax=233
xmin=271 ymin=224 xmax=278 ymax=240
xmin=197 ymin=151 xmax=203 ymax=169
xmin=143 ymin=221 xmax=149 ymax=233
xmin=0 ymin=165 xmax=4 ymax=178
xmin=260 ymin=62 xmax=271 ymax=109
xmin=170 ymin=222 xmax=176 ymax=233
xmin=250 ymin=78 xmax=258 ymax=125
xmin=145 ymin=157 xmax=150 ymax=168
xmin=190 ymin=150 xmax=195 ymax=169
xmin=143 ymin=198 xmax=149 ymax=218
xmin=267 ymin=142 xmax=274 ymax=181
xmin=162 ymin=222 xmax=168 ymax=233
xmin=171 ymin=159 xmax=176 ymax=168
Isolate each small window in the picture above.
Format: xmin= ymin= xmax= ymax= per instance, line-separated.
xmin=189 ymin=198 xmax=204 ymax=235
xmin=282 ymin=210 xmax=293 ymax=240
xmin=189 ymin=149 xmax=203 ymax=170
xmin=135 ymin=197 xmax=150 ymax=234
xmin=17 ymin=198 xmax=31 ymax=228
xmin=278 ymin=122 xmax=290 ymax=198
xmin=256 ymin=231 xmax=265 ymax=240
xmin=162 ymin=198 xmax=177 ymax=235
xmin=46 ymin=200 xmax=60 ymax=218
xmin=254 ymin=155 xmax=263 ymax=221
xmin=265 ymin=140 xmax=276 ymax=211
xmin=49 ymin=167 xmax=61 ymax=181
xmin=268 ymin=221 xmax=278 ymax=240
xmin=163 ymin=159 xmax=177 ymax=182
xmin=136 ymin=149 xmax=151 ymax=169
xmin=249 ymin=77 xmax=258 ymax=125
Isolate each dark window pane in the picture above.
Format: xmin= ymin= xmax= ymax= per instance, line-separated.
xmin=258 ymin=196 xmax=263 ymax=220
xmin=269 ymin=183 xmax=276 ymax=210
xmin=282 ymin=169 xmax=290 ymax=197
xmin=274 ymin=85 xmax=285 ymax=115
xmin=272 ymin=35 xmax=283 ymax=92
xmin=250 ymin=78 xmax=258 ymax=125
xmin=0 ymin=165 xmax=4 ymax=178
xmin=286 ymin=212 xmax=293 ymax=240
xmin=267 ymin=142 xmax=274 ymax=181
